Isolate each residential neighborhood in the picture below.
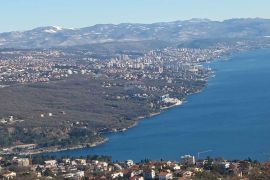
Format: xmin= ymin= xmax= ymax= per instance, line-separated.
xmin=0 ymin=154 xmax=266 ymax=179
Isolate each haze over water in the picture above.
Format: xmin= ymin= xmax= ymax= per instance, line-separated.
xmin=48 ymin=49 xmax=270 ymax=162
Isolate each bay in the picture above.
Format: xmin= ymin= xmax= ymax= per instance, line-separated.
xmin=46 ymin=49 xmax=270 ymax=162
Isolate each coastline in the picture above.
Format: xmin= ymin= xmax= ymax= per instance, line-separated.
xmin=0 ymin=47 xmax=269 ymax=161
xmin=13 ymin=138 xmax=109 ymax=156
xmin=4 ymin=98 xmax=186 ymax=156
xmin=4 ymin=78 xmax=211 ymax=156
xmin=3 ymin=49 xmax=236 ymax=156
xmin=39 ymin=99 xmax=185 ymax=155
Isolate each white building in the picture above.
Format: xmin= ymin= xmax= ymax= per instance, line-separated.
xmin=111 ymin=171 xmax=123 ymax=179
xmin=75 ymin=171 xmax=85 ymax=178
xmin=125 ymin=160 xmax=134 ymax=167
xmin=44 ymin=160 xmax=57 ymax=168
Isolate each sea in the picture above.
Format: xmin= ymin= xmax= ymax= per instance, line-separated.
xmin=45 ymin=48 xmax=270 ymax=162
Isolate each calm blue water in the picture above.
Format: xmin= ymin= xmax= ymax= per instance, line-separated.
xmin=46 ymin=49 xmax=270 ymax=162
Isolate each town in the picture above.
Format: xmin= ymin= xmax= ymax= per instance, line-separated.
xmin=0 ymin=41 xmax=257 ymax=155
xmin=0 ymin=154 xmax=268 ymax=179
xmin=0 ymin=47 xmax=225 ymax=86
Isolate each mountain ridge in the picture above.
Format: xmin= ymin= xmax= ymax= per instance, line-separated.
xmin=0 ymin=18 xmax=270 ymax=49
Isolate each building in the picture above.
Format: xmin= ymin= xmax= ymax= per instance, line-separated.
xmin=44 ymin=160 xmax=57 ymax=168
xmin=75 ymin=159 xmax=86 ymax=165
xmin=125 ymin=160 xmax=134 ymax=167
xmin=1 ymin=171 xmax=16 ymax=180
xmin=143 ymin=169 xmax=155 ymax=179
xmin=75 ymin=171 xmax=85 ymax=178
xmin=182 ymin=170 xmax=194 ymax=178
xmin=111 ymin=171 xmax=123 ymax=179
xmin=130 ymin=175 xmax=144 ymax=180
xmin=157 ymin=66 xmax=163 ymax=74
xmin=196 ymin=160 xmax=207 ymax=167
xmin=16 ymin=158 xmax=30 ymax=167
xmin=181 ymin=155 xmax=195 ymax=166
xmin=161 ymin=94 xmax=170 ymax=101
xmin=62 ymin=158 xmax=71 ymax=165
xmin=158 ymin=171 xmax=173 ymax=180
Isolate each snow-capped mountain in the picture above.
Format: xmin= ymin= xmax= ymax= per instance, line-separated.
xmin=0 ymin=18 xmax=270 ymax=49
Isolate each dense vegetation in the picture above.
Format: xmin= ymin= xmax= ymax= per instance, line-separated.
xmin=0 ymin=75 xmax=160 ymax=148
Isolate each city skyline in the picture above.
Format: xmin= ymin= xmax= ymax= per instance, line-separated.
xmin=1 ymin=0 xmax=270 ymax=32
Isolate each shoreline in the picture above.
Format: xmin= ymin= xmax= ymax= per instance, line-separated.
xmin=1 ymin=67 xmax=213 ymax=157
xmin=41 ymin=99 xmax=185 ymax=155
xmin=2 ymin=51 xmax=228 ymax=156
xmin=3 ymin=98 xmax=186 ymax=156
xmin=2 ymin=84 xmax=208 ymax=157
xmin=9 ymin=138 xmax=109 ymax=156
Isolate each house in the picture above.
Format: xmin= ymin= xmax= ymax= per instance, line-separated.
xmin=161 ymin=94 xmax=170 ymax=101
xmin=229 ymin=163 xmax=243 ymax=177
xmin=158 ymin=171 xmax=173 ymax=180
xmin=75 ymin=159 xmax=86 ymax=165
xmin=62 ymin=158 xmax=71 ymax=165
xmin=113 ymin=163 xmax=123 ymax=170
xmin=63 ymin=173 xmax=75 ymax=179
xmin=130 ymin=175 xmax=144 ymax=180
xmin=2 ymin=171 xmax=16 ymax=179
xmin=193 ymin=167 xmax=204 ymax=173
xmin=182 ymin=171 xmax=194 ymax=178
xmin=16 ymin=158 xmax=30 ymax=167
xmin=143 ymin=169 xmax=155 ymax=179
xmin=213 ymin=160 xmax=230 ymax=171
xmin=125 ymin=160 xmax=134 ymax=167
xmin=111 ymin=171 xmax=123 ymax=179
xmin=173 ymin=164 xmax=181 ymax=170
xmin=75 ymin=171 xmax=85 ymax=178
xmin=88 ymin=175 xmax=107 ymax=179
xmin=196 ymin=160 xmax=207 ymax=167
xmin=122 ymin=169 xmax=132 ymax=178
xmin=181 ymin=155 xmax=195 ymax=166
xmin=98 ymin=162 xmax=108 ymax=170
xmin=220 ymin=162 xmax=231 ymax=170
xmin=130 ymin=170 xmax=143 ymax=177
xmin=44 ymin=160 xmax=57 ymax=168
xmin=71 ymin=160 xmax=77 ymax=166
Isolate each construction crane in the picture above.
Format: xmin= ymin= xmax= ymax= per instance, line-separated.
xmin=197 ymin=150 xmax=213 ymax=159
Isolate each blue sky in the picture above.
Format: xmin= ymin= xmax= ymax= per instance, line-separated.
xmin=1 ymin=0 xmax=270 ymax=32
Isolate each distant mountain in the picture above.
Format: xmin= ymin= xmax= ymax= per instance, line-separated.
xmin=0 ymin=18 xmax=270 ymax=49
